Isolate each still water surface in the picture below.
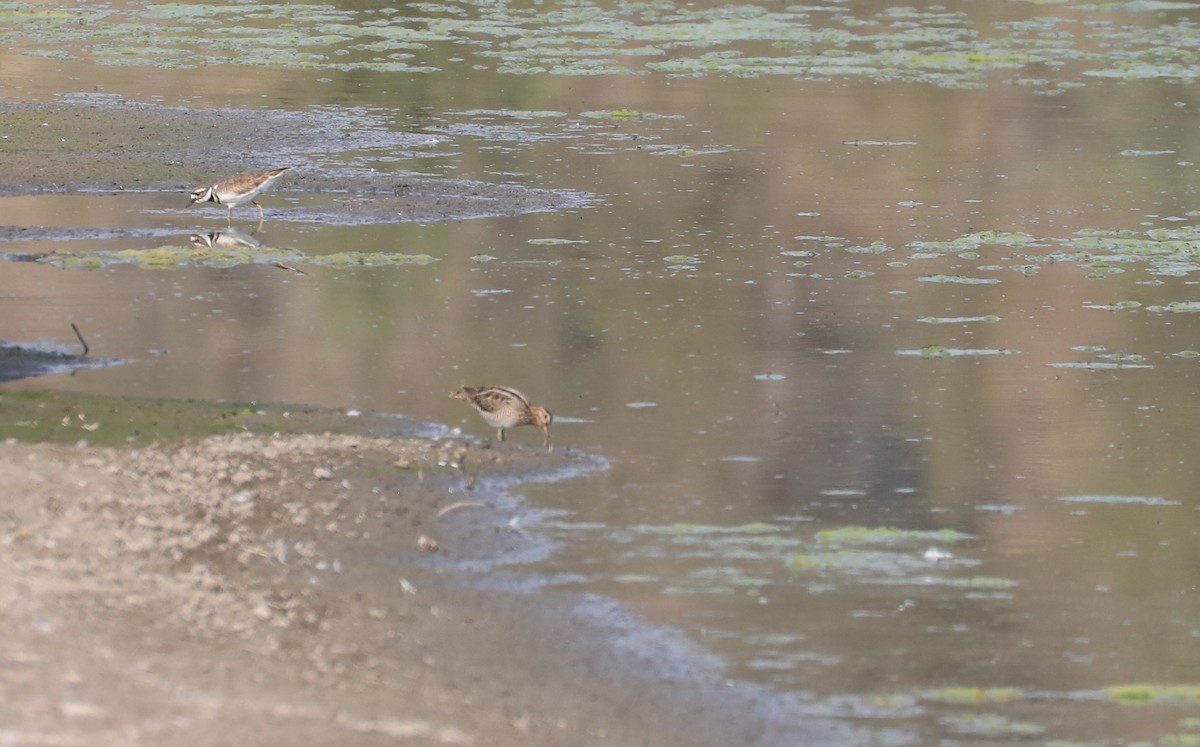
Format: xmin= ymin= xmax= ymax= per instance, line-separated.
xmin=4 ymin=0 xmax=1200 ymax=743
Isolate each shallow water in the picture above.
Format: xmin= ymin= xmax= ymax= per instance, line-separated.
xmin=5 ymin=0 xmax=1200 ymax=743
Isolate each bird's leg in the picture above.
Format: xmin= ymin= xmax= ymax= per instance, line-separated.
xmin=254 ymin=200 xmax=264 ymax=220
xmin=226 ymin=205 xmax=234 ymax=223
xmin=497 ymin=428 xmax=505 ymax=442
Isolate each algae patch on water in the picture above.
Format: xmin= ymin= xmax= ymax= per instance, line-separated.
xmin=916 ymin=274 xmax=1001 ymax=285
xmin=939 ymin=713 xmax=1044 ymax=737
xmin=916 ymin=315 xmax=1001 ymax=325
xmin=578 ymin=109 xmax=681 ymax=120
xmin=632 ymin=521 xmax=787 ymax=537
xmin=1149 ymin=301 xmax=1200 ymax=313
xmin=26 ymin=244 xmax=438 ymax=270
xmin=814 ymin=526 xmax=974 ymax=545
xmin=898 ymin=346 xmax=1019 ymax=359
xmin=922 ymin=687 xmax=1024 ymax=704
xmin=897 ymin=226 xmax=1200 ymax=284
xmin=1105 ymin=684 xmax=1200 ymax=705
xmin=527 ymin=237 xmax=588 ymax=246
xmin=1058 ymin=494 xmax=1180 ymax=506
xmin=9 ymin=0 xmax=1200 ymax=87
xmin=785 ymin=524 xmax=1003 ymax=589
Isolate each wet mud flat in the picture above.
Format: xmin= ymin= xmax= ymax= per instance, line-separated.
xmin=0 ymin=392 xmax=810 ymax=747
xmin=0 ymin=97 xmax=588 ymax=226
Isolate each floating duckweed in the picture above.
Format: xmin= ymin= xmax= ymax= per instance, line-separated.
xmin=923 ymin=687 xmax=1024 ymax=704
xmin=1149 ymin=301 xmax=1200 ymax=313
xmin=815 ymin=526 xmax=973 ymax=545
xmin=939 ymin=713 xmax=1044 ymax=736
xmin=916 ymin=315 xmax=1001 ymax=324
xmin=613 ymin=573 xmax=660 ymax=584
xmin=968 ymin=230 xmax=1040 ymax=246
xmin=868 ymin=573 xmax=1018 ymax=589
xmin=310 ymin=252 xmax=439 ymax=267
xmin=908 ymin=225 xmax=1200 ymax=278
xmin=1059 ymin=494 xmax=1179 ymax=506
xmin=36 ymin=245 xmax=440 ymax=270
xmin=461 ymin=108 xmax=567 ymax=119
xmin=578 ymin=109 xmax=679 ymax=119
xmin=1047 ymin=361 xmax=1155 ymax=369
xmin=917 ymin=274 xmax=1001 ymax=284
xmin=1105 ymin=684 xmax=1200 ymax=704
xmin=527 ymin=237 xmax=588 ymax=245
xmin=1083 ymin=301 xmax=1142 ymax=311
xmin=1086 ymin=264 xmax=1125 ymax=279
xmin=664 ymin=255 xmax=701 ymax=265
xmin=691 ymin=568 xmax=771 ymax=588
xmin=844 ymin=270 xmax=874 ymax=279
xmin=788 ymin=552 xmax=840 ymax=571
xmin=637 ymin=522 xmax=784 ymax=536
xmin=1098 ymin=352 xmax=1146 ymax=363
xmin=898 ymin=347 xmax=1019 ymax=359
xmin=950 ymin=576 xmax=1019 ymax=589
xmin=842 ymin=140 xmax=919 ymax=147
xmin=788 ymin=547 xmax=930 ymax=574
xmin=662 ymin=584 xmax=737 ymax=597
xmin=792 ymin=235 xmax=843 ymax=243
xmin=1082 ymin=1 xmax=1200 ymax=10
xmin=844 ymin=241 xmax=892 ymax=254
xmin=1174 ymin=350 xmax=1200 ymax=358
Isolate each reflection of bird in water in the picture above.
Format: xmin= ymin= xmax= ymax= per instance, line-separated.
xmin=190 ymin=227 xmax=262 ymax=250
xmin=189 ymin=228 xmax=307 ymax=275
xmin=451 ymin=385 xmax=553 ymax=450
xmin=187 ymin=166 xmax=293 ymax=223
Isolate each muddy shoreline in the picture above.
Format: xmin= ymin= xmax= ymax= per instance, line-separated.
xmin=0 ymin=97 xmax=590 ymax=226
xmin=0 ymin=98 xmax=829 ymax=746
xmin=0 ymin=424 xmax=786 ymax=746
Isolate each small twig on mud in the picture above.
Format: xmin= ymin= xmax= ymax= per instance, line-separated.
xmin=436 ymin=500 xmax=485 ymax=518
xmin=70 ymin=322 xmax=89 ymax=356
